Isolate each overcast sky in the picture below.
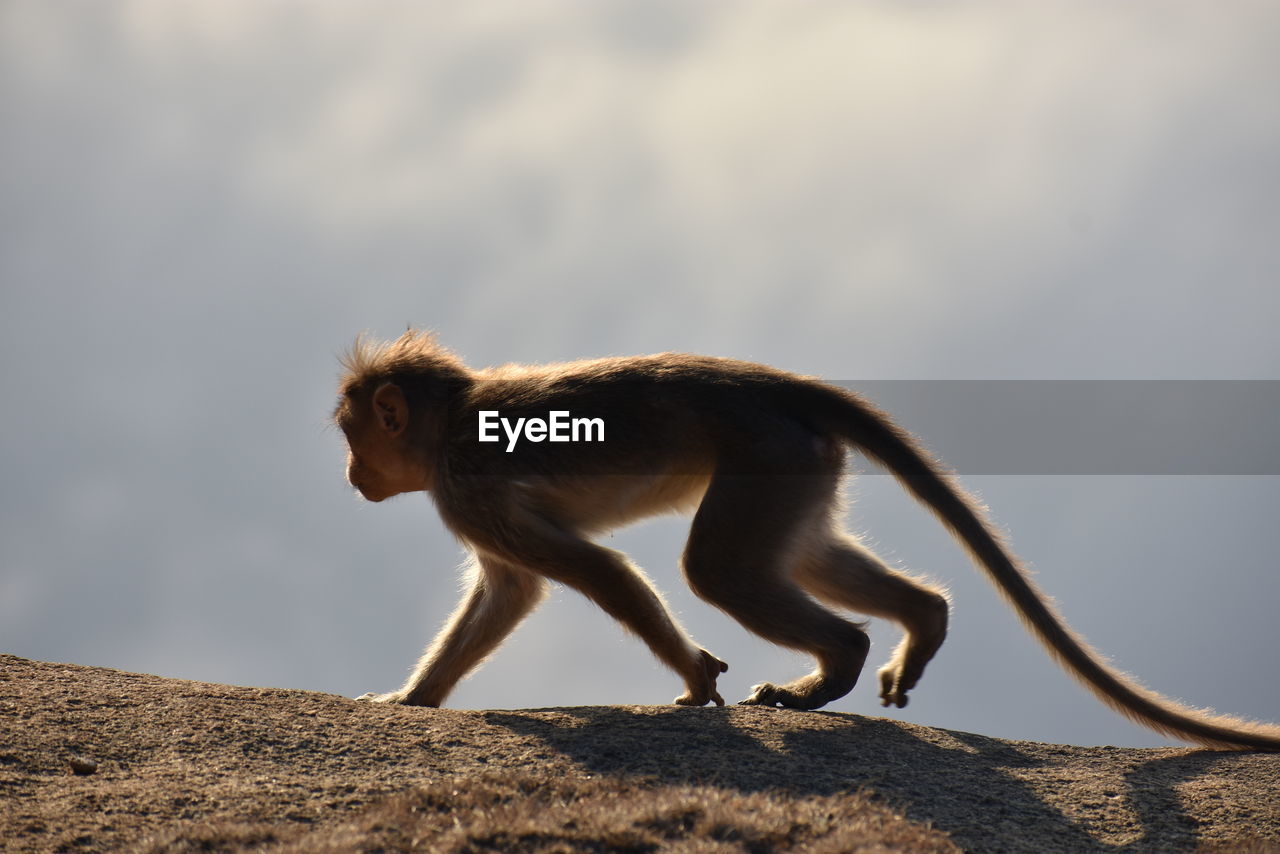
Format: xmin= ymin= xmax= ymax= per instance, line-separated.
xmin=2 ymin=1 xmax=1278 ymax=749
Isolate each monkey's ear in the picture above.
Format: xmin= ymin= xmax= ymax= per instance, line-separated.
xmin=371 ymin=383 xmax=409 ymax=438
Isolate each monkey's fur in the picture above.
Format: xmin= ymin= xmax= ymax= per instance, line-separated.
xmin=334 ymin=330 xmax=1280 ymax=751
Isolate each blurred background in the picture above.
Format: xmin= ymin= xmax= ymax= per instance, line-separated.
xmin=2 ymin=1 xmax=1277 ymax=748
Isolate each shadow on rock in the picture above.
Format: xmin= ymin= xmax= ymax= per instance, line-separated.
xmin=486 ymin=706 xmax=1226 ymax=852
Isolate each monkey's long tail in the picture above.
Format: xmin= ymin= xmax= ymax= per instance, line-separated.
xmin=822 ymin=386 xmax=1280 ymax=751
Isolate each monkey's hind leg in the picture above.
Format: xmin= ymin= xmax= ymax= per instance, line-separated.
xmin=682 ymin=472 xmax=870 ymax=711
xmin=796 ymin=534 xmax=949 ymax=709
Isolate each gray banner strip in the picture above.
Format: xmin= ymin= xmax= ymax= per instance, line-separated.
xmin=842 ymin=381 xmax=1279 ymax=475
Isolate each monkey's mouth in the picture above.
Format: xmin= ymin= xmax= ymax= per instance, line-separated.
xmin=351 ymin=482 xmax=387 ymax=503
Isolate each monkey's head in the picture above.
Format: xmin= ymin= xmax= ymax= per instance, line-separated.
xmin=335 ymin=381 xmax=428 ymax=502
xmin=335 ymin=330 xmax=472 ymax=501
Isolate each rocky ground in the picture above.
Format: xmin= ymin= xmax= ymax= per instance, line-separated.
xmin=2 ymin=654 xmax=1277 ymax=852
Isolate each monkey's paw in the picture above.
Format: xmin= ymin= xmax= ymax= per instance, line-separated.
xmin=738 ymin=673 xmax=849 ymax=710
xmin=739 ymin=683 xmax=774 ymax=706
xmin=739 ymin=682 xmax=795 ymax=708
xmin=355 ymin=691 xmax=408 ymax=704
xmin=876 ymin=665 xmax=910 ymax=709
xmin=674 ymin=650 xmax=728 ymax=707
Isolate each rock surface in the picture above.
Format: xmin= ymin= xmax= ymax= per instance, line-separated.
xmin=1 ymin=654 xmax=1277 ymax=852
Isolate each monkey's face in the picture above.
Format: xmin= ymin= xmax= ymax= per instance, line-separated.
xmin=342 ymin=428 xmax=427 ymax=502
xmin=338 ymin=383 xmax=429 ymax=502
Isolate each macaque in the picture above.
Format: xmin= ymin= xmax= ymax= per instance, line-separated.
xmin=334 ymin=330 xmax=1280 ymax=751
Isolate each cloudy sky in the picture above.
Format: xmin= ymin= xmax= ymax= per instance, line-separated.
xmin=2 ymin=1 xmax=1277 ymax=749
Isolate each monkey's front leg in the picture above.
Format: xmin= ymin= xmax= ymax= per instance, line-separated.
xmin=509 ymin=532 xmax=728 ymax=708
xmin=359 ymin=554 xmax=547 ymax=707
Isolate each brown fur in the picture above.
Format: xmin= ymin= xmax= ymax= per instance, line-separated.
xmin=334 ymin=330 xmax=1280 ymax=750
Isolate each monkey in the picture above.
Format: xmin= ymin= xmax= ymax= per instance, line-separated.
xmin=333 ymin=330 xmax=1280 ymax=751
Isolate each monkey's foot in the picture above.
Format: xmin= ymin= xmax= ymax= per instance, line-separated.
xmin=879 ymin=597 xmax=948 ymax=709
xmin=674 ymin=650 xmax=729 ymax=707
xmin=878 ymin=660 xmax=928 ymax=709
xmin=877 ymin=640 xmax=940 ymax=709
xmin=739 ymin=672 xmax=854 ymax=711
xmin=877 ymin=667 xmax=909 ymax=708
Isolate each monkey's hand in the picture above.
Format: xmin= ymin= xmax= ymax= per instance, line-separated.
xmin=674 ymin=649 xmax=729 ymax=707
xmin=356 ymin=689 xmax=445 ymax=707
xmin=355 ymin=691 xmax=410 ymax=704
